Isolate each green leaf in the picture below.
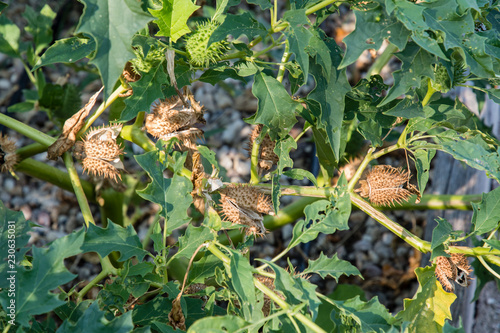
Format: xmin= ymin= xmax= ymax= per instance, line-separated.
xmin=271 ymin=135 xmax=297 ymax=212
xmin=379 ymin=43 xmax=435 ymax=106
xmin=81 ymin=220 xmax=148 ymax=261
xmin=435 ymin=131 xmax=500 ymax=183
xmin=121 ymin=60 xmax=169 ymax=121
xmin=150 ymin=0 xmax=200 ymax=42
xmin=412 ymin=146 xmax=436 ymax=195
xmin=23 ymin=4 xmax=56 ymax=55
xmin=0 ymin=229 xmax=85 ymax=327
xmin=135 ymin=149 xmax=193 ymax=233
xmin=484 ymin=239 xmax=500 ymax=251
xmin=471 ymin=186 xmax=500 ymax=235
xmin=383 ymin=95 xmax=426 ymax=118
xmin=208 ymin=12 xmax=268 ymax=47
xmin=339 ymin=1 xmax=410 ymax=69
xmin=33 ymin=37 xmax=96 ymax=70
xmin=309 ymin=37 xmax=350 ymax=166
xmin=189 ymin=254 xmax=224 ymax=284
xmin=58 ymin=301 xmax=134 ymax=332
xmin=187 ymin=315 xmax=249 ymax=332
xmin=0 ymin=2 xmax=7 ymax=13
xmin=198 ymin=145 xmax=220 ymax=173
xmin=252 ymin=71 xmax=300 ymax=140
xmin=396 ymin=266 xmax=456 ymax=332
xmin=39 ymin=83 xmax=81 ymax=128
xmin=247 ymin=0 xmax=272 ymax=10
xmin=430 ymin=217 xmax=453 ymax=260
xmin=331 ymin=296 xmax=395 ymax=332
xmin=77 ymin=0 xmax=152 ymax=98
xmin=303 ymin=252 xmax=361 ymax=281
xmin=0 ymin=15 xmax=22 ymax=57
xmin=132 ymin=295 xmax=173 ymax=326
xmin=0 ymin=202 xmax=32 ymax=287
xmin=263 ymin=260 xmax=322 ymax=320
xmin=283 ymin=169 xmax=318 ymax=187
xmin=175 ymin=225 xmax=213 ymax=260
xmin=199 ymin=65 xmax=248 ymax=85
xmin=229 ymin=250 xmax=255 ymax=318
xmin=288 ymin=175 xmax=350 ymax=248
xmin=443 ymin=319 xmax=466 ymax=333
xmin=283 ymin=9 xmax=313 ymax=85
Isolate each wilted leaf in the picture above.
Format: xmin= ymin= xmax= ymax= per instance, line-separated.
xmin=47 ymin=87 xmax=102 ymax=160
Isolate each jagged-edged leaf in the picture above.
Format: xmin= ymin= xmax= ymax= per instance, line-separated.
xmin=0 ymin=2 xmax=7 ymax=13
xmin=331 ymin=296 xmax=395 ymax=332
xmin=23 ymin=4 xmax=56 ymax=55
xmin=308 ymin=37 xmax=350 ymax=165
xmin=252 ymin=71 xmax=300 ymax=140
xmin=396 ymin=266 xmax=456 ymax=332
xmin=471 ymin=186 xmax=500 ymax=235
xmin=175 ymin=225 xmax=213 ymax=260
xmin=54 ymin=300 xmax=92 ymax=326
xmin=187 ymin=315 xmax=249 ymax=332
xmin=339 ymin=0 xmax=410 ymax=69
xmin=443 ymin=319 xmax=466 ymax=333
xmin=189 ymin=254 xmax=224 ymax=284
xmin=430 ymin=217 xmax=454 ymax=260
xmin=303 ymin=252 xmax=361 ymax=281
xmin=58 ymin=301 xmax=134 ymax=332
xmin=283 ymin=169 xmax=318 ymax=187
xmin=0 ymin=230 xmax=85 ymax=327
xmin=208 ymin=12 xmax=268 ymax=47
xmin=434 ymin=131 xmax=500 ymax=183
xmin=263 ymin=260 xmax=321 ymax=320
xmin=33 ymin=37 xmax=96 ymax=70
xmin=380 ymin=43 xmax=435 ymax=106
xmin=271 ymin=134 xmax=297 ymax=211
xmin=121 ymin=61 xmax=169 ymax=121
xmin=39 ymin=83 xmax=81 ymax=128
xmin=288 ymin=175 xmax=350 ymax=248
xmin=0 ymin=202 xmax=32 ymax=287
xmin=484 ymin=239 xmax=500 ymax=251
xmin=198 ymin=145 xmax=220 ymax=173
xmin=132 ymin=295 xmax=173 ymax=326
xmin=149 ymin=0 xmax=199 ymax=42
xmin=283 ymin=9 xmax=313 ymax=85
xmin=135 ymin=148 xmax=193 ymax=233
xmin=76 ymin=0 xmax=152 ymax=98
xmin=81 ymin=220 xmax=148 ymax=261
xmin=383 ymin=94 xmax=426 ymax=118
xmin=229 ymin=249 xmax=256 ymax=317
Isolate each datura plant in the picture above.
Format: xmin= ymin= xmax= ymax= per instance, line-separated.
xmin=1 ymin=0 xmax=500 ymax=332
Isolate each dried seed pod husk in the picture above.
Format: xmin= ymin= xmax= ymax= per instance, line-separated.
xmin=248 ymin=125 xmax=279 ymax=171
xmin=168 ymin=298 xmax=186 ymax=331
xmin=0 ymin=134 xmax=19 ymax=172
xmin=355 ymin=165 xmax=419 ymax=206
xmin=434 ymin=253 xmax=472 ymax=292
xmin=74 ymin=125 xmax=124 ymax=181
xmin=219 ymin=184 xmax=274 ymax=236
xmin=122 ymin=61 xmax=141 ymax=83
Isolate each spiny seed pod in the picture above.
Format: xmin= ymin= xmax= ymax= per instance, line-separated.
xmin=145 ymin=97 xmax=205 ymax=150
xmin=355 ymin=165 xmax=420 ymax=206
xmin=248 ymin=125 xmax=279 ymax=171
xmin=254 ymin=274 xmax=281 ymax=316
xmin=74 ymin=125 xmax=124 ymax=181
xmin=435 ymin=253 xmax=472 ymax=292
xmin=219 ymin=184 xmax=274 ymax=236
xmin=122 ymin=61 xmax=141 ymax=83
xmin=185 ymin=21 xmax=229 ymax=67
xmin=0 ymin=134 xmax=19 ymax=173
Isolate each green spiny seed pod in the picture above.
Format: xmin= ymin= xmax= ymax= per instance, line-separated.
xmin=430 ymin=63 xmax=451 ymax=93
xmin=185 ymin=21 xmax=229 ymax=67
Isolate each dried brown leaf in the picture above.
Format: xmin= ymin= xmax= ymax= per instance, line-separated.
xmin=47 ymin=87 xmax=103 ymax=160
xmin=168 ymin=297 xmax=186 ymax=331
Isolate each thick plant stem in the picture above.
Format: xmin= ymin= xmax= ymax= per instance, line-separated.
xmin=276 ymin=42 xmax=291 ymax=83
xmin=63 ymin=152 xmax=95 ymax=227
xmin=0 ymin=113 xmax=55 ymax=147
xmin=250 ymin=131 xmax=262 ymax=185
xmin=15 ymin=158 xmax=96 ymax=200
xmin=16 ymin=142 xmax=48 ymax=160
xmin=351 ymin=193 xmax=431 ymax=253
xmin=422 ymin=79 xmax=437 ymax=107
xmin=367 ymin=43 xmax=399 ymax=77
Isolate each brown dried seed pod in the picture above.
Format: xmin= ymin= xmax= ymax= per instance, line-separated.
xmin=219 ymin=184 xmax=274 ymax=215
xmin=434 ymin=253 xmax=472 ymax=292
xmin=248 ymin=125 xmax=279 ymax=171
xmin=355 ymin=165 xmax=419 ymax=206
xmin=0 ymin=134 xmax=19 ymax=173
xmin=75 ymin=125 xmax=124 ymax=181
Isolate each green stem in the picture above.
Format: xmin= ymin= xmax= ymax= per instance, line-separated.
xmin=276 ymin=42 xmax=291 ymax=83
xmin=422 ymin=79 xmax=437 ymax=107
xmin=347 ymin=147 xmax=375 ymax=192
xmin=75 ymin=266 xmax=110 ymax=302
xmin=78 ymin=85 xmax=128 ymax=136
xmin=305 ymin=0 xmax=339 ymax=15
xmin=2 ymin=324 xmax=11 ymax=333
xmin=16 ymin=142 xmax=48 ymax=160
xmin=15 ymin=158 xmax=96 ymax=200
xmin=351 ymin=193 xmax=431 ymax=253
xmin=63 ymin=152 xmax=95 ymax=227
xmin=250 ymin=132 xmax=262 ymax=185
xmin=0 ymin=113 xmax=55 ymax=147
xmin=366 ymin=43 xmax=399 ymax=77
